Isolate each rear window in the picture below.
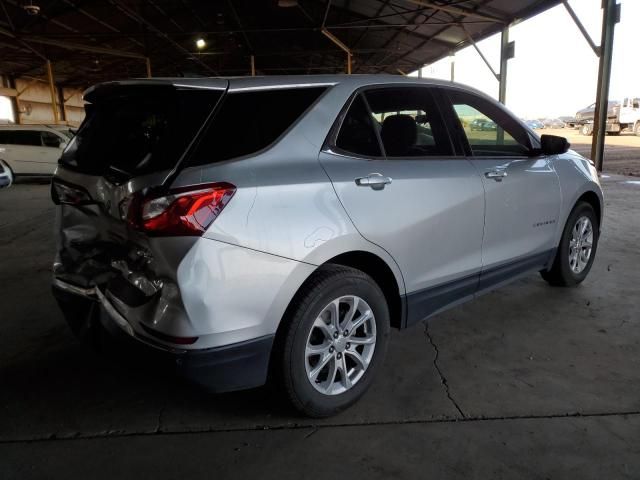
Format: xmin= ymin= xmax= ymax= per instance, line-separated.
xmin=60 ymin=86 xmax=222 ymax=180
xmin=188 ymin=86 xmax=327 ymax=166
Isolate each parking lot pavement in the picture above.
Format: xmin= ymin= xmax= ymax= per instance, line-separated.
xmin=1 ymin=176 xmax=639 ymax=478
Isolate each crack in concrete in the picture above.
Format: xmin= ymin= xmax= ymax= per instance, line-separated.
xmin=156 ymin=406 xmax=165 ymax=434
xmin=304 ymin=427 xmax=319 ymax=439
xmin=3 ymin=410 xmax=640 ymax=445
xmin=424 ymin=322 xmax=466 ymax=419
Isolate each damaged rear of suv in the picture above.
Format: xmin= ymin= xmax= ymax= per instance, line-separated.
xmin=52 ymin=77 xmax=331 ymax=394
xmin=53 ymin=75 xmax=602 ymax=418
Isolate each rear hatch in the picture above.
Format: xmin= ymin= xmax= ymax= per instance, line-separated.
xmin=52 ymin=79 xmax=228 ymax=346
xmin=52 ymin=78 xmax=329 ymax=346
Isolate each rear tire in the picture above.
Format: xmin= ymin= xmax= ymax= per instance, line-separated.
xmin=278 ymin=265 xmax=390 ymax=418
xmin=541 ymin=201 xmax=599 ymax=286
xmin=634 ymin=122 xmax=640 ymax=137
xmin=581 ymin=123 xmax=593 ymax=136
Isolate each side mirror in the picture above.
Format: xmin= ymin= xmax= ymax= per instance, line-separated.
xmin=0 ymin=160 xmax=14 ymax=189
xmin=540 ymin=134 xmax=570 ymax=155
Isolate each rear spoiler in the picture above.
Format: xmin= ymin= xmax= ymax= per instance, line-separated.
xmin=84 ymin=78 xmax=229 ymax=104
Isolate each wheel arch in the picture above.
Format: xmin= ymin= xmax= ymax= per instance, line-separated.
xmin=276 ymin=250 xmax=404 ymax=343
xmin=321 ymin=251 xmax=404 ymax=329
xmin=576 ymin=190 xmax=602 ymax=227
xmin=269 ymin=250 xmax=405 ymax=384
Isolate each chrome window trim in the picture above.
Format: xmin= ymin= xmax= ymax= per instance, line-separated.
xmin=173 ymin=84 xmax=227 ymax=90
xmin=229 ymin=82 xmax=337 ymax=92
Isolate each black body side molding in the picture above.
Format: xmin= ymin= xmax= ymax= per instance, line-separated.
xmin=401 ymin=249 xmax=556 ymax=328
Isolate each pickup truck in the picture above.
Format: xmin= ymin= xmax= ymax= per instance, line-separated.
xmin=575 ymin=97 xmax=640 ymax=136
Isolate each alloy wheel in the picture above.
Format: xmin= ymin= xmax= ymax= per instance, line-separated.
xmin=568 ymin=215 xmax=594 ymax=274
xmin=304 ymin=295 xmax=376 ymax=395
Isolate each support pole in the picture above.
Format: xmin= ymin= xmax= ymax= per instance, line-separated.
xmin=417 ymin=66 xmax=422 ymax=78
xmin=250 ymin=55 xmax=256 ymax=76
xmin=7 ymin=76 xmax=20 ymax=125
xmin=321 ymin=28 xmax=352 ymax=74
xmin=450 ymin=55 xmax=455 ymax=82
xmin=498 ymin=26 xmax=510 ymax=105
xmin=591 ymin=0 xmax=620 ymax=172
xmin=45 ymin=60 xmax=59 ymax=124
xmin=57 ymin=87 xmax=67 ymax=123
xmin=145 ymin=57 xmax=152 ymax=78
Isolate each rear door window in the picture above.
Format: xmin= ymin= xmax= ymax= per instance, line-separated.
xmin=188 ymin=87 xmax=327 ymax=166
xmin=332 ymin=87 xmax=452 ymax=158
xmin=364 ymin=87 xmax=452 ymax=157
xmin=335 ymin=95 xmax=382 ymax=157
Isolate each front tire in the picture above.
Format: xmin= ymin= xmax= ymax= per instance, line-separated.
xmin=581 ymin=123 xmax=593 ymax=136
xmin=541 ymin=201 xmax=599 ymax=286
xmin=278 ymin=265 xmax=390 ymax=417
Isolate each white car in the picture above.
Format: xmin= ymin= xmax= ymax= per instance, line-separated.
xmin=0 ymin=125 xmax=69 ymax=175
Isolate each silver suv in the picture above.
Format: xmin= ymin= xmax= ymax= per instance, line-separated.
xmin=51 ymin=75 xmax=603 ymax=417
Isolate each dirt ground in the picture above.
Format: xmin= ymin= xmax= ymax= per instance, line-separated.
xmin=542 ymin=127 xmax=640 ymax=176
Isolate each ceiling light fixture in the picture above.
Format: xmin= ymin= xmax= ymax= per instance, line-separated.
xmin=22 ymin=1 xmax=40 ymax=15
xmin=195 ymin=38 xmax=206 ymax=50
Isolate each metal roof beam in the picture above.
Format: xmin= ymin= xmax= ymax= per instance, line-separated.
xmin=405 ymin=0 xmax=507 ymax=23
xmin=362 ymin=4 xmax=441 ymax=72
xmin=0 ymin=24 xmax=47 ymax=60
xmin=22 ymin=36 xmax=147 ymax=59
xmin=108 ymin=0 xmax=219 ymax=76
xmin=562 ymin=0 xmax=600 ymax=56
xmin=374 ymin=0 xmax=496 ymax=72
xmin=460 ymin=23 xmax=499 ymax=80
xmin=61 ymin=0 xmax=145 ymax=49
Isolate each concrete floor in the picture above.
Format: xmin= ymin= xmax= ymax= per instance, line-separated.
xmin=1 ymin=176 xmax=639 ymax=479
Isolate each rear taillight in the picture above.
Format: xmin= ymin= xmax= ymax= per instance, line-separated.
xmin=124 ymin=182 xmax=235 ymax=237
xmin=51 ymin=179 xmax=94 ymax=205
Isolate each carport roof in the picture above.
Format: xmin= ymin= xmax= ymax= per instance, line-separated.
xmin=0 ymin=0 xmax=562 ymax=87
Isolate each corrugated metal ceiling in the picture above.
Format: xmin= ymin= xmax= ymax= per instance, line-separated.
xmin=0 ymin=0 xmax=562 ymax=86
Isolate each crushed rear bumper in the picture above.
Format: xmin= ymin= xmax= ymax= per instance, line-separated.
xmin=52 ymin=279 xmax=274 ymax=392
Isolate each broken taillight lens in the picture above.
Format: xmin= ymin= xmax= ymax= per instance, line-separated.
xmin=51 ymin=179 xmax=94 ymax=206
xmin=125 ymin=183 xmax=236 ymax=237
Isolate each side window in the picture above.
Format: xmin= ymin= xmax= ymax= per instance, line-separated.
xmin=447 ymin=90 xmax=532 ymax=157
xmin=335 ymin=95 xmax=381 ymax=157
xmin=189 ymin=87 xmax=326 ymax=166
xmin=42 ymin=131 xmax=62 ymax=148
xmin=11 ymin=130 xmax=42 ymax=146
xmin=364 ymin=87 xmax=452 ymax=157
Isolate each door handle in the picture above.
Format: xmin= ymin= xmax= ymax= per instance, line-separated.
xmin=355 ymin=173 xmax=392 ymax=190
xmin=484 ymin=170 xmax=508 ymax=182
